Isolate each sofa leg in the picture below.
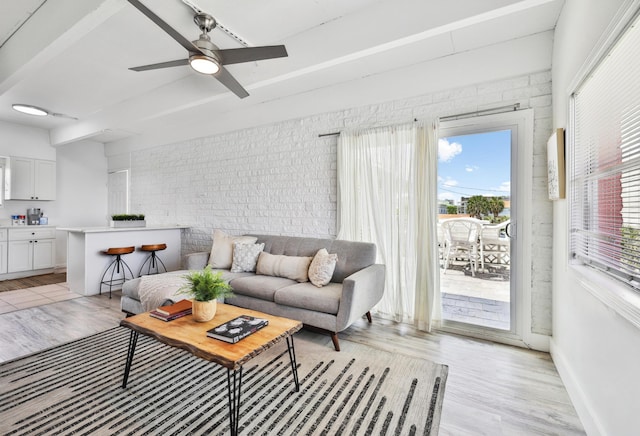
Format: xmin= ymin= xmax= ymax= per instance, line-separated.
xmin=330 ymin=333 xmax=341 ymax=352
xmin=365 ymin=311 xmax=372 ymax=323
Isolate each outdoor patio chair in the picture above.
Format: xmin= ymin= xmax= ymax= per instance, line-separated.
xmin=480 ymin=220 xmax=511 ymax=266
xmin=441 ymin=218 xmax=484 ymax=276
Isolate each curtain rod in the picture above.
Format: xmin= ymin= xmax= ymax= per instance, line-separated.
xmin=318 ymin=118 xmax=419 ymax=138
xmin=439 ymin=103 xmax=521 ymax=122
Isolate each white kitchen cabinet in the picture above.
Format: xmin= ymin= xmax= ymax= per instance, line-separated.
xmin=8 ymin=227 xmax=56 ymax=273
xmin=8 ymin=157 xmax=56 ymax=200
xmin=0 ymin=229 xmax=7 ymax=274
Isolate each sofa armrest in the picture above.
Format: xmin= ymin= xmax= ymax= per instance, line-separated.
xmin=335 ymin=263 xmax=386 ymax=332
xmin=184 ymin=251 xmax=210 ymax=270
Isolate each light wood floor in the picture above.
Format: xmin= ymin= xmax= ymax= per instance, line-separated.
xmin=0 ymin=292 xmax=584 ymax=435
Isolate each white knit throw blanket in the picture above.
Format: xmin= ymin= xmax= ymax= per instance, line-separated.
xmin=138 ymin=270 xmax=190 ymax=312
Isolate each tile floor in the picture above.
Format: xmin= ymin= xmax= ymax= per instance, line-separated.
xmin=0 ymin=282 xmax=82 ymax=314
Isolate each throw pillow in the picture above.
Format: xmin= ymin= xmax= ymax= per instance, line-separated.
xmin=209 ymin=230 xmax=258 ymax=269
xmin=256 ymin=252 xmax=313 ymax=282
xmin=230 ymin=242 xmax=265 ymax=273
xmin=308 ymin=248 xmax=338 ymax=287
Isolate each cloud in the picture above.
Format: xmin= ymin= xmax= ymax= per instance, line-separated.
xmin=438 ymin=192 xmax=456 ymax=201
xmin=438 ymin=138 xmax=462 ymax=162
xmin=465 ymin=165 xmax=479 ymax=172
xmin=441 ymin=177 xmax=458 ymax=187
xmin=496 ymin=181 xmax=511 ymax=193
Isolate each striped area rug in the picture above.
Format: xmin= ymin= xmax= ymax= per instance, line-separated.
xmin=0 ymin=327 xmax=448 ymax=435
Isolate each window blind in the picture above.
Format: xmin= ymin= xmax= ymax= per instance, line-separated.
xmin=571 ymin=12 xmax=640 ymax=290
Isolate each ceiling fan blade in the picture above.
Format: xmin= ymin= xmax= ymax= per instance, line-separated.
xmin=214 ymin=67 xmax=249 ymax=99
xmin=127 ymin=0 xmax=202 ymax=54
xmin=51 ymin=112 xmax=78 ymax=120
xmin=129 ymin=59 xmax=189 ymax=72
xmin=218 ymin=45 xmax=288 ymax=65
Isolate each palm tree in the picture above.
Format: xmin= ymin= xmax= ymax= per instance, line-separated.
xmin=466 ymin=196 xmax=489 ymax=220
xmin=488 ymin=197 xmax=505 ymax=219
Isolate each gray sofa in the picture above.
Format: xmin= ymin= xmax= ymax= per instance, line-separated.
xmin=121 ymin=234 xmax=385 ymax=351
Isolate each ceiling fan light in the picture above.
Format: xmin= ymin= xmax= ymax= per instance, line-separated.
xmin=189 ymin=55 xmax=220 ymax=75
xmin=12 ymin=104 xmax=48 ymax=117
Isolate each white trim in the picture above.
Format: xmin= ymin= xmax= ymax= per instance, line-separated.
xmin=566 ymin=0 xmax=640 ymax=94
xmin=566 ymin=0 xmax=640 ymax=332
xmin=437 ymin=109 xmax=541 ymax=348
xmin=572 ymin=264 xmax=640 ymax=330
xmin=550 ymin=338 xmax=604 ymax=436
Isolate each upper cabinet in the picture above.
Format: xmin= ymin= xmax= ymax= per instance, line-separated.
xmin=7 ymin=157 xmax=56 ymax=201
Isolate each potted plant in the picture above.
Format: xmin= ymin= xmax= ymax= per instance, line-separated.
xmin=110 ymin=214 xmax=146 ymax=228
xmin=178 ymin=266 xmax=234 ymax=322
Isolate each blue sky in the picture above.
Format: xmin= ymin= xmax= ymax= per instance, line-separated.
xmin=438 ymin=129 xmax=511 ymax=204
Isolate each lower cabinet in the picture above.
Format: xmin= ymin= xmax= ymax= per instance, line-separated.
xmin=0 ymin=229 xmax=7 ymax=274
xmin=7 ymin=228 xmax=56 ymax=273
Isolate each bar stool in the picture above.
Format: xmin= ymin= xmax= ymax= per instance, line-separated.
xmin=99 ymin=246 xmax=135 ymax=299
xmin=138 ymin=243 xmax=168 ymax=276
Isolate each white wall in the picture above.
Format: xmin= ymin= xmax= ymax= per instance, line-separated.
xmin=114 ymin=69 xmax=555 ymax=342
xmin=55 ymin=140 xmax=108 ymax=266
xmin=551 ymin=0 xmax=640 ymax=435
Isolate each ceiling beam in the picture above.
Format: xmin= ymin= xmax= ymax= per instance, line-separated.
xmin=0 ymin=0 xmax=124 ymax=95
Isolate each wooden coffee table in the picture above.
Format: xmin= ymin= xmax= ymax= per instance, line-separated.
xmin=120 ymin=303 xmax=303 ymax=436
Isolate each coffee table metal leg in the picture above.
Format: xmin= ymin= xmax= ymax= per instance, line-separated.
xmin=122 ymin=331 xmax=139 ymax=388
xmin=226 ymin=367 xmax=243 ymax=436
xmin=286 ymin=336 xmax=300 ymax=392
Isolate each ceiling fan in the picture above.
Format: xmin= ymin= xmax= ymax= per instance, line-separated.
xmin=126 ymin=0 xmax=288 ymax=99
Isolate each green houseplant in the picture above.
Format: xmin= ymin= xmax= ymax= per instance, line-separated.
xmin=179 ymin=266 xmax=233 ymax=322
xmin=110 ymin=214 xmax=146 ymax=228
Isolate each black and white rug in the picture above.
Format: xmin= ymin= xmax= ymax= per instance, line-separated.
xmin=0 ymin=327 xmax=448 ymax=435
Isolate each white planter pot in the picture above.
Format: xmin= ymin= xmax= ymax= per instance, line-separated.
xmin=110 ymin=220 xmax=146 ymax=228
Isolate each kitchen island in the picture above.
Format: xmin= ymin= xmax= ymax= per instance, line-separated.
xmin=60 ymin=225 xmax=189 ymax=296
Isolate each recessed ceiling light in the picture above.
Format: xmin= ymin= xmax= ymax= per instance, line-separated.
xmin=12 ymin=104 xmax=49 ymax=117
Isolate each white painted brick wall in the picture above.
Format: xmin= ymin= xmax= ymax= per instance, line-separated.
xmin=127 ymin=70 xmax=553 ymax=335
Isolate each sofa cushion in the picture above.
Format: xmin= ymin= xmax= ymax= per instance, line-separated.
xmin=256 ymin=252 xmax=313 ymax=282
xmin=274 ymin=282 xmax=342 ymax=315
xmin=228 ymin=275 xmax=297 ymax=301
xmin=209 ymin=230 xmax=258 ymax=269
xmin=308 ymin=248 xmax=338 ymax=287
xmin=230 ymin=242 xmax=264 ymax=272
xmin=248 ymin=235 xmax=376 ymax=282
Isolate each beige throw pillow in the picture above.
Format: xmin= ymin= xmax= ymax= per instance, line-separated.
xmin=256 ymin=252 xmax=313 ymax=282
xmin=308 ymin=248 xmax=338 ymax=287
xmin=209 ymin=229 xmax=258 ymax=269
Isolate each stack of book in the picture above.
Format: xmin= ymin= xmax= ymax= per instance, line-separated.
xmin=149 ymin=299 xmax=192 ymax=321
xmin=207 ymin=315 xmax=269 ymax=343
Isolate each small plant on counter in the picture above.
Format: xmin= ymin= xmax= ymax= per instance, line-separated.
xmin=111 ymin=214 xmax=145 ymax=221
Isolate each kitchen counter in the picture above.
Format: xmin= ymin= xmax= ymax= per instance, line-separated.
xmin=59 ymin=224 xmax=189 ymax=233
xmin=61 ymin=225 xmax=189 ymax=296
xmin=0 ymin=225 xmax=57 ymax=229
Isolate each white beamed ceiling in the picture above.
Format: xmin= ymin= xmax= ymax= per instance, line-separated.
xmin=0 ymin=0 xmax=564 ymax=153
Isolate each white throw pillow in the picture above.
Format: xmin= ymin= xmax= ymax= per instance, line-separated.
xmin=308 ymin=248 xmax=338 ymax=287
xmin=230 ymin=242 xmax=265 ymax=273
xmin=256 ymin=252 xmax=313 ymax=282
xmin=209 ymin=230 xmax=258 ymax=269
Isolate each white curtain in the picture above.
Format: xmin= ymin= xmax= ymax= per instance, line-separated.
xmin=337 ymin=121 xmax=439 ymax=331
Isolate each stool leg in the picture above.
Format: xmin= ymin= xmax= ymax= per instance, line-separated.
xmin=155 ymin=253 xmax=167 ymax=274
xmin=99 ymin=257 xmax=118 ymax=297
xmin=101 ymin=255 xmax=135 ymax=299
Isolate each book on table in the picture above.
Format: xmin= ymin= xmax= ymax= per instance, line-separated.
xmin=149 ymin=299 xmax=192 ymax=322
xmin=207 ymin=315 xmax=269 ymax=343
xmin=156 ymin=299 xmax=192 ymax=316
xmin=149 ymin=308 xmax=192 ymax=321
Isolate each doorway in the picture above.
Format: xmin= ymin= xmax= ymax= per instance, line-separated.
xmin=435 ymin=110 xmax=533 ymax=344
xmin=438 ymin=129 xmax=512 ymax=331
